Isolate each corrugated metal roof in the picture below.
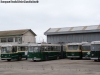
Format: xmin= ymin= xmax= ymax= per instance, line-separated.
xmin=58 ymin=27 xmax=71 ymax=32
xmin=91 ymin=41 xmax=100 ymax=44
xmin=48 ymin=28 xmax=58 ymax=32
xmin=0 ymin=29 xmax=36 ymax=37
xmin=44 ymin=25 xmax=100 ymax=35
xmin=71 ymin=26 xmax=84 ymax=31
xmin=85 ymin=25 xmax=98 ymax=30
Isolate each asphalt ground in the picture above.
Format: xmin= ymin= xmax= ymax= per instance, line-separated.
xmin=0 ymin=59 xmax=100 ymax=75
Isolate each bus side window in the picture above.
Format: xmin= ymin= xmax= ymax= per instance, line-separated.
xmin=63 ymin=46 xmax=66 ymax=51
xmin=21 ymin=47 xmax=25 ymax=51
xmin=44 ymin=47 xmax=47 ymax=51
xmin=53 ymin=46 xmax=55 ymax=51
xmin=48 ymin=46 xmax=51 ymax=51
xmin=12 ymin=47 xmax=15 ymax=52
xmin=55 ymin=46 xmax=57 ymax=51
xmin=25 ymin=47 xmax=27 ymax=51
xmin=56 ymin=46 xmax=58 ymax=51
xmin=12 ymin=46 xmax=17 ymax=52
xmin=18 ymin=47 xmax=21 ymax=51
xmin=79 ymin=46 xmax=82 ymax=50
xmin=51 ymin=46 xmax=53 ymax=50
xmin=40 ymin=46 xmax=43 ymax=52
xmin=22 ymin=47 xmax=24 ymax=51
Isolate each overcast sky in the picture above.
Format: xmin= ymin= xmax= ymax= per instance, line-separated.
xmin=0 ymin=0 xmax=100 ymax=43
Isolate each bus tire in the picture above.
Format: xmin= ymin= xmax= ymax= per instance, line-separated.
xmin=57 ymin=56 xmax=59 ymax=60
xmin=94 ymin=60 xmax=98 ymax=62
xmin=71 ymin=58 xmax=73 ymax=60
xmin=33 ymin=60 xmax=36 ymax=62
xmin=17 ymin=55 xmax=22 ymax=61
xmin=32 ymin=58 xmax=35 ymax=62
xmin=45 ymin=56 xmax=48 ymax=61
xmin=7 ymin=59 xmax=11 ymax=61
xmin=26 ymin=57 xmax=27 ymax=60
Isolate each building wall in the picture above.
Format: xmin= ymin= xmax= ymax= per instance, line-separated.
xmin=0 ymin=36 xmax=22 ymax=45
xmin=22 ymin=31 xmax=36 ymax=43
xmin=0 ymin=31 xmax=36 ymax=45
xmin=47 ymin=32 xmax=100 ymax=44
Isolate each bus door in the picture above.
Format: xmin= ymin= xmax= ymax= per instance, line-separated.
xmin=61 ymin=45 xmax=63 ymax=59
xmin=80 ymin=45 xmax=82 ymax=59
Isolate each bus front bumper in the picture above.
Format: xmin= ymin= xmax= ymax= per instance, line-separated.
xmin=28 ymin=57 xmax=41 ymax=61
xmin=82 ymin=57 xmax=90 ymax=59
xmin=91 ymin=58 xmax=98 ymax=60
xmin=1 ymin=58 xmax=11 ymax=60
xmin=33 ymin=57 xmax=41 ymax=60
xmin=67 ymin=56 xmax=80 ymax=58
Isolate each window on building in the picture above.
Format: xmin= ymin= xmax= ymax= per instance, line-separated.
xmin=8 ymin=37 xmax=13 ymax=42
xmin=15 ymin=37 xmax=22 ymax=42
xmin=1 ymin=38 xmax=7 ymax=42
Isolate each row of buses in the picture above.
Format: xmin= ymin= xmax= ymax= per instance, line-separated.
xmin=0 ymin=41 xmax=100 ymax=62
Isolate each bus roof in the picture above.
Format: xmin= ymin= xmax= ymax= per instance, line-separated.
xmin=82 ymin=42 xmax=91 ymax=46
xmin=28 ymin=43 xmax=61 ymax=46
xmin=67 ymin=43 xmax=82 ymax=45
xmin=1 ymin=43 xmax=29 ymax=47
xmin=1 ymin=44 xmax=12 ymax=47
xmin=82 ymin=43 xmax=91 ymax=46
xmin=91 ymin=41 xmax=100 ymax=44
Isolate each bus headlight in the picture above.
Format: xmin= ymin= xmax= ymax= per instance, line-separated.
xmin=92 ymin=54 xmax=94 ymax=56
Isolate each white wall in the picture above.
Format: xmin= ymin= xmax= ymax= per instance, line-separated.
xmin=22 ymin=31 xmax=36 ymax=43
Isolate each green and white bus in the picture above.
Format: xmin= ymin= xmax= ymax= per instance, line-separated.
xmin=81 ymin=42 xmax=91 ymax=59
xmin=66 ymin=43 xmax=82 ymax=59
xmin=90 ymin=41 xmax=100 ymax=61
xmin=1 ymin=44 xmax=28 ymax=61
xmin=28 ymin=43 xmax=66 ymax=61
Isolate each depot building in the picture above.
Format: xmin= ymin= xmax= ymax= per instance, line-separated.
xmin=44 ymin=25 xmax=100 ymax=44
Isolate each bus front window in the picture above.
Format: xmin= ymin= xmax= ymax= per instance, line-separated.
xmin=68 ymin=45 xmax=78 ymax=50
xmin=1 ymin=46 xmax=12 ymax=53
xmin=33 ymin=47 xmax=39 ymax=52
xmin=28 ymin=46 xmax=34 ymax=52
xmin=91 ymin=44 xmax=100 ymax=51
xmin=81 ymin=46 xmax=90 ymax=51
xmin=1 ymin=47 xmax=7 ymax=53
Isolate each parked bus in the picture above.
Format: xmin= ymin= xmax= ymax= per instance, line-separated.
xmin=90 ymin=41 xmax=100 ymax=61
xmin=81 ymin=42 xmax=91 ymax=59
xmin=1 ymin=44 xmax=28 ymax=61
xmin=28 ymin=43 xmax=66 ymax=61
xmin=66 ymin=42 xmax=91 ymax=60
xmin=66 ymin=43 xmax=82 ymax=59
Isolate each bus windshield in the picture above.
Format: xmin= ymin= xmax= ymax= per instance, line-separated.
xmin=1 ymin=46 xmax=12 ymax=53
xmin=68 ymin=45 xmax=79 ymax=50
xmin=33 ymin=47 xmax=40 ymax=52
xmin=28 ymin=46 xmax=34 ymax=52
xmin=81 ymin=46 xmax=90 ymax=51
xmin=91 ymin=44 xmax=100 ymax=51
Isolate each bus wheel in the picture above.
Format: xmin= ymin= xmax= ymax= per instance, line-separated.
xmin=33 ymin=60 xmax=36 ymax=62
xmin=45 ymin=56 xmax=48 ymax=61
xmin=7 ymin=59 xmax=11 ymax=61
xmin=17 ymin=55 xmax=22 ymax=61
xmin=71 ymin=58 xmax=73 ymax=60
xmin=32 ymin=58 xmax=36 ymax=62
xmin=26 ymin=57 xmax=27 ymax=60
xmin=94 ymin=60 xmax=98 ymax=62
xmin=57 ymin=56 xmax=59 ymax=60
